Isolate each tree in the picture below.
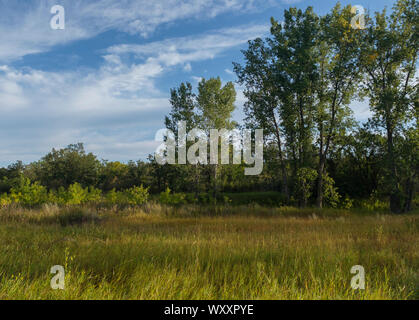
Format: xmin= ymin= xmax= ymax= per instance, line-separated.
xmin=164 ymin=82 xmax=201 ymax=196
xmin=359 ymin=0 xmax=418 ymax=213
xmin=98 ymin=161 xmax=129 ymax=191
xmin=234 ymin=7 xmax=321 ymax=201
xmin=32 ymin=143 xmax=100 ymax=189
xmin=165 ymin=82 xmax=199 ymax=134
xmin=313 ymin=4 xmax=359 ymax=208
xmin=234 ymin=36 xmax=290 ymax=200
xmin=271 ymin=7 xmax=319 ymax=173
xmin=197 ymin=77 xmax=237 ymax=198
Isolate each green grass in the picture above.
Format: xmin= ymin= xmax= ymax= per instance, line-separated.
xmin=0 ymin=205 xmax=417 ymax=300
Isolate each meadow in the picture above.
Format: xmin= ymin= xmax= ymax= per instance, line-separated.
xmin=0 ymin=204 xmax=417 ymax=300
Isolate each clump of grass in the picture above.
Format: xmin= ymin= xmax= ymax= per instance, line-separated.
xmin=57 ymin=207 xmax=101 ymax=227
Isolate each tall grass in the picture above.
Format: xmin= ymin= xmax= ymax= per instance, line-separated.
xmin=0 ymin=205 xmax=417 ymax=300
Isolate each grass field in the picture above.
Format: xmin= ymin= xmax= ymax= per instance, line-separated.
xmin=0 ymin=205 xmax=418 ymax=300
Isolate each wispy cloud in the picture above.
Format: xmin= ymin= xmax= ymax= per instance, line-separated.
xmin=0 ymin=22 xmax=269 ymax=165
xmin=106 ymin=24 xmax=270 ymax=65
xmin=0 ymin=0 xmax=274 ymax=62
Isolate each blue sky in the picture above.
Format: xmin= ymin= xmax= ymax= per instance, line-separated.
xmin=0 ymin=0 xmax=399 ymax=166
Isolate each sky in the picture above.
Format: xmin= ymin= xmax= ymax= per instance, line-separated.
xmin=0 ymin=0 xmax=399 ymax=166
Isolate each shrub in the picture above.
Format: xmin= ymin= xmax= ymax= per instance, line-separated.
xmin=323 ymin=173 xmax=341 ymax=208
xmin=340 ymin=196 xmax=354 ymax=209
xmin=66 ymin=183 xmax=89 ymax=205
xmin=125 ymin=185 xmax=149 ymax=206
xmin=0 ymin=193 xmax=12 ymax=207
xmin=106 ymin=188 xmax=119 ymax=205
xmin=10 ymin=177 xmax=48 ymax=206
xmin=358 ymin=190 xmax=389 ymax=211
xmin=86 ymin=186 xmax=102 ymax=203
xmin=159 ymin=188 xmax=187 ymax=206
xmin=296 ymin=168 xmax=318 ymax=206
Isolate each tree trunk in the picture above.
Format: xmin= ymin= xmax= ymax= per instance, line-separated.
xmin=403 ymin=177 xmax=415 ymax=213
xmin=194 ymin=164 xmax=199 ymax=200
xmin=213 ymin=164 xmax=218 ymax=201
xmin=316 ymin=157 xmax=325 ymax=208
xmin=387 ymin=127 xmax=402 ymax=214
xmin=272 ymin=112 xmax=289 ymax=202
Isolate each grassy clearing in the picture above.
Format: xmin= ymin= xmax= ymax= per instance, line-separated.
xmin=0 ymin=205 xmax=417 ymax=300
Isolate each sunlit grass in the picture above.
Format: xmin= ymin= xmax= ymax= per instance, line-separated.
xmin=0 ymin=205 xmax=417 ymax=300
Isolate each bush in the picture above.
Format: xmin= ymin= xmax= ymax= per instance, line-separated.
xmin=0 ymin=193 xmax=12 ymax=207
xmin=86 ymin=186 xmax=102 ymax=203
xmin=159 ymin=188 xmax=187 ymax=206
xmin=124 ymin=185 xmax=149 ymax=206
xmin=106 ymin=188 xmax=119 ymax=205
xmin=340 ymin=196 xmax=354 ymax=209
xmin=0 ymin=178 xmax=151 ymax=208
xmin=66 ymin=183 xmax=89 ymax=205
xmin=358 ymin=190 xmax=389 ymax=211
xmin=296 ymin=168 xmax=318 ymax=206
xmin=10 ymin=177 xmax=48 ymax=206
xmin=323 ymin=174 xmax=341 ymax=208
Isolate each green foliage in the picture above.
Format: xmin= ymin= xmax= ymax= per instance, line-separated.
xmin=296 ymin=168 xmax=318 ymax=206
xmin=124 ymin=185 xmax=150 ymax=206
xmin=159 ymin=187 xmax=187 ymax=206
xmin=31 ymin=143 xmax=101 ymax=190
xmin=86 ymin=187 xmax=102 ymax=203
xmin=0 ymin=178 xmax=149 ymax=208
xmin=10 ymin=176 xmax=48 ymax=206
xmin=197 ymin=77 xmax=237 ymax=130
xmin=340 ymin=196 xmax=354 ymax=210
xmin=106 ymin=189 xmax=119 ymax=205
xmin=66 ymin=183 xmax=89 ymax=205
xmin=360 ymin=191 xmax=390 ymax=211
xmin=322 ymin=174 xmax=341 ymax=208
xmin=0 ymin=193 xmax=11 ymax=207
xmin=0 ymin=1 xmax=417 ymax=213
xmin=105 ymin=186 xmax=150 ymax=206
xmin=358 ymin=0 xmax=418 ymax=212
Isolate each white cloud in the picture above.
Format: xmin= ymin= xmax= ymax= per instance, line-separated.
xmin=0 ymin=22 xmax=270 ymax=165
xmin=0 ymin=0 xmax=275 ymax=62
xmin=107 ymin=24 xmax=269 ymax=65
xmin=0 ymin=0 xmax=302 ymax=164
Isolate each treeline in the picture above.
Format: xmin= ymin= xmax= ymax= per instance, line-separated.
xmin=0 ymin=1 xmax=418 ymax=212
xmin=233 ymin=1 xmax=418 ymax=213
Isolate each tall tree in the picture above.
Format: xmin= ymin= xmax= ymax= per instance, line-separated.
xmin=359 ymin=0 xmax=418 ymax=213
xmin=197 ymin=77 xmax=237 ymax=198
xmin=164 ymin=82 xmax=200 ymax=195
xmin=236 ymin=7 xmax=321 ymax=205
xmin=272 ymin=7 xmax=319 ymax=172
xmin=234 ymin=36 xmax=290 ymax=200
xmin=313 ymin=4 xmax=359 ymax=208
